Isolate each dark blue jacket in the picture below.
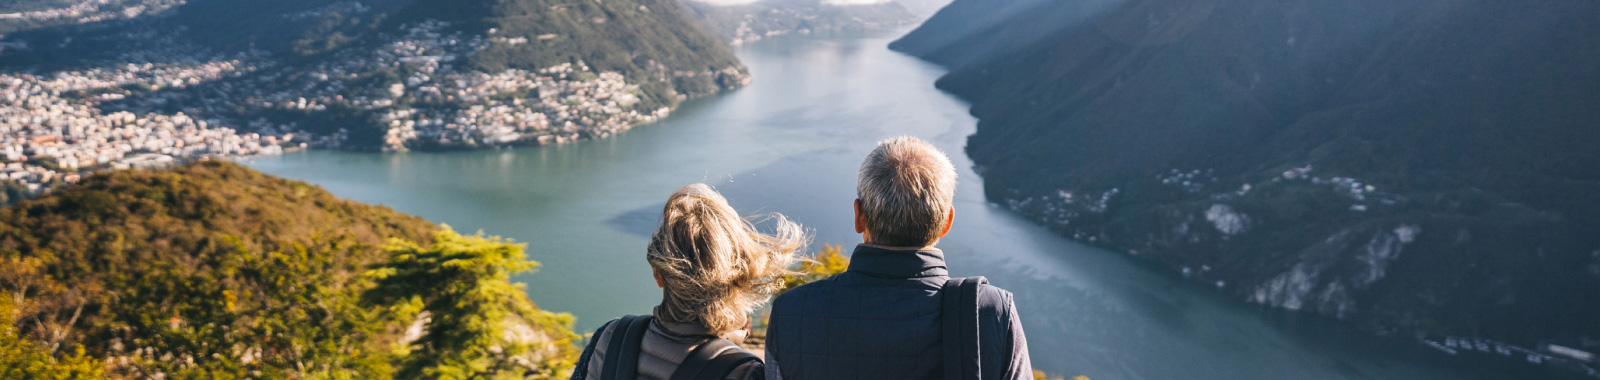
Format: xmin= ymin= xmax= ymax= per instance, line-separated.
xmin=764 ymin=245 xmax=1031 ymax=380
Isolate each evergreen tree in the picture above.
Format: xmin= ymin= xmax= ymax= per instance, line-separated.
xmin=365 ymin=228 xmax=580 ymax=380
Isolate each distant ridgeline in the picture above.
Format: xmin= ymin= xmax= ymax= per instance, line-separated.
xmin=0 ymin=161 xmax=580 ymax=378
xmin=0 ymin=0 xmax=747 ymax=151
xmin=894 ymin=0 xmax=1600 ymax=362
xmin=682 ymin=0 xmax=919 ymax=46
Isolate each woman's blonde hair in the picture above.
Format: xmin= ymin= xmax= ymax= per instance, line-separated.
xmin=647 ymin=184 xmax=806 ymax=335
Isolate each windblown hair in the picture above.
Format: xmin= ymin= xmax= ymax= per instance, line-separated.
xmin=647 ymin=184 xmax=806 ymax=335
xmin=857 ymin=137 xmax=958 ymax=247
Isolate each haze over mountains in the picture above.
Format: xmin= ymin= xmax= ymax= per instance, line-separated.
xmin=894 ymin=0 xmax=1600 ymax=365
xmin=683 ymin=0 xmax=919 ymax=45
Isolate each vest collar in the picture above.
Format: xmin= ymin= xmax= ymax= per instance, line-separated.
xmin=846 ymin=244 xmax=949 ymax=278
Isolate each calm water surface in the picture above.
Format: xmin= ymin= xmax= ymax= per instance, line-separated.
xmin=248 ymin=29 xmax=1565 ymax=380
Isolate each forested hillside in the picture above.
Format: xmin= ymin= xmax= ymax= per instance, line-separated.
xmin=0 ymin=160 xmax=580 ymax=378
xmin=892 ymin=0 xmax=1600 ymax=359
xmin=6 ymin=0 xmax=746 ymax=102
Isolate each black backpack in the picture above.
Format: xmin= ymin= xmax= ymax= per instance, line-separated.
xmin=598 ymin=315 xmax=761 ymax=380
xmin=941 ymin=276 xmax=988 ymax=380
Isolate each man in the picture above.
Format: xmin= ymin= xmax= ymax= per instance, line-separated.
xmin=764 ymin=137 xmax=1032 ymax=380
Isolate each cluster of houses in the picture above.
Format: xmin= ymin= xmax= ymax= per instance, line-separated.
xmin=0 ymin=0 xmax=181 ymax=28
xmin=1423 ymin=335 xmax=1597 ymax=377
xmin=112 ymin=20 xmax=670 ymax=151
xmin=0 ymin=56 xmax=285 ymax=196
xmin=322 ymin=20 xmax=670 ymax=150
xmin=0 ymin=19 xmax=672 ymax=197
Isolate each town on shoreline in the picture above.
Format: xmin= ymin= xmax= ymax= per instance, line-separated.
xmin=0 ymin=19 xmax=692 ymax=203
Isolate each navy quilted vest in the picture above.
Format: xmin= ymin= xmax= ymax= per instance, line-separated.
xmin=765 ymin=245 xmax=1018 ymax=380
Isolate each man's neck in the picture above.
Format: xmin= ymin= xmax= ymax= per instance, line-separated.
xmin=859 ymin=242 xmax=939 ymax=251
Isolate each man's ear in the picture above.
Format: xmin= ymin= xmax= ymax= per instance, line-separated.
xmin=653 ymin=269 xmax=664 ymax=288
xmin=939 ymin=206 xmax=954 ymax=238
xmin=854 ymin=199 xmax=867 ymax=234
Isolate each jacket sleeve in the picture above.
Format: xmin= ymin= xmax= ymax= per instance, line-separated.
xmin=763 ymin=325 xmax=784 ymax=380
xmin=569 ymin=319 xmax=617 ymax=380
xmin=1000 ymin=292 xmax=1033 ymax=380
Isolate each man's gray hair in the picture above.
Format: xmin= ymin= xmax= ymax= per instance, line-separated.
xmin=857 ymin=137 xmax=958 ymax=247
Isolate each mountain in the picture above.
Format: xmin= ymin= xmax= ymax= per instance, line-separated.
xmin=0 ymin=160 xmax=580 ymax=378
xmin=8 ymin=0 xmax=746 ymax=99
xmin=0 ymin=0 xmax=747 ymax=154
xmin=683 ymin=0 xmax=918 ymax=45
xmin=887 ymin=0 xmax=1118 ymax=68
xmin=893 ymin=0 xmax=1600 ymax=361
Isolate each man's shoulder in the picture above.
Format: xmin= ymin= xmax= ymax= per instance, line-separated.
xmin=770 ymin=274 xmax=840 ymax=311
xmin=975 ymin=282 xmax=1014 ymax=300
xmin=973 ymin=281 xmax=1016 ymax=314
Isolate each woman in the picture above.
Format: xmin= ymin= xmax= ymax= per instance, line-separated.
xmin=571 ymin=184 xmax=806 ymax=380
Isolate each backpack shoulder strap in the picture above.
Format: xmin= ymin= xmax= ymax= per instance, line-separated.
xmin=601 ymin=315 xmax=654 ymax=380
xmin=699 ymin=347 xmax=761 ymax=380
xmin=670 ymin=338 xmax=761 ymax=380
xmin=941 ymin=276 xmax=988 ymax=380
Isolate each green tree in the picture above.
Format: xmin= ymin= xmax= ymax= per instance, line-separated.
xmin=0 ymin=161 xmax=584 ymax=378
xmin=779 ymin=244 xmax=850 ymax=293
xmin=0 ymin=292 xmax=103 ymax=380
xmin=365 ymin=228 xmax=579 ymax=380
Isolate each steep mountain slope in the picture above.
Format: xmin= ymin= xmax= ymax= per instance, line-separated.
xmin=0 ymin=160 xmax=580 ymax=378
xmin=893 ymin=0 xmax=1600 ymax=360
xmin=887 ymin=0 xmax=1115 ymax=68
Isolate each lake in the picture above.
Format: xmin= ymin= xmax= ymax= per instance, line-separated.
xmin=247 ymin=28 xmax=1569 ymax=380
